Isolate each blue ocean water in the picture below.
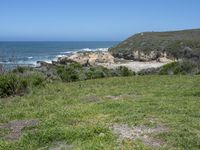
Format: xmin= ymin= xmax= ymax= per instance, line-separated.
xmin=0 ymin=41 xmax=118 ymax=68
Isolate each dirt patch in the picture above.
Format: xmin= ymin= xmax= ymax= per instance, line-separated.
xmin=82 ymin=95 xmax=101 ymax=103
xmin=105 ymin=93 xmax=137 ymax=101
xmin=104 ymin=95 xmax=121 ymax=100
xmin=0 ymin=119 xmax=39 ymax=140
xmin=49 ymin=142 xmax=72 ymax=150
xmin=110 ymin=124 xmax=168 ymax=147
xmin=39 ymin=142 xmax=72 ymax=150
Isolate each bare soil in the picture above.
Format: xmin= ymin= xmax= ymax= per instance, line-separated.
xmin=110 ymin=123 xmax=168 ymax=147
xmin=0 ymin=119 xmax=39 ymax=140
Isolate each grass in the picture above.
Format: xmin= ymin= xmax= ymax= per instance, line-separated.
xmin=0 ymin=75 xmax=200 ymax=149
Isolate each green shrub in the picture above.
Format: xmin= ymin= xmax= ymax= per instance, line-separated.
xmin=56 ymin=66 xmax=79 ymax=82
xmin=116 ymin=66 xmax=135 ymax=76
xmin=138 ymin=68 xmax=159 ymax=75
xmin=85 ymin=67 xmax=107 ymax=79
xmin=0 ymin=72 xmax=45 ymax=98
xmin=56 ymin=64 xmax=136 ymax=82
xmin=159 ymin=61 xmax=199 ymax=75
xmin=0 ymin=74 xmax=28 ymax=97
xmin=12 ymin=66 xmax=33 ymax=74
xmin=0 ymin=64 xmax=5 ymax=74
xmin=26 ymin=74 xmax=46 ymax=87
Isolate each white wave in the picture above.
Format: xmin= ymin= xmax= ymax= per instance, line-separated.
xmin=79 ymin=48 xmax=108 ymax=52
xmin=60 ymin=47 xmax=109 ymax=55
xmin=56 ymin=55 xmax=66 ymax=58
xmin=28 ymin=57 xmax=33 ymax=59
xmin=43 ymin=60 xmax=52 ymax=64
xmin=60 ymin=51 xmax=75 ymax=54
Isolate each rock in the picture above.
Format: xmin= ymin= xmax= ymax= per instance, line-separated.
xmin=132 ymin=51 xmax=159 ymax=61
xmin=57 ymin=57 xmax=77 ymax=65
xmin=37 ymin=61 xmax=53 ymax=68
xmin=157 ymin=57 xmax=173 ymax=63
xmin=58 ymin=52 xmax=115 ymax=66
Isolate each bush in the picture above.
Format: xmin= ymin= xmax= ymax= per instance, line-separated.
xmin=159 ymin=61 xmax=199 ymax=75
xmin=12 ymin=66 xmax=34 ymax=74
xmin=85 ymin=66 xmax=110 ymax=79
xmin=0 ymin=72 xmax=45 ymax=98
xmin=138 ymin=68 xmax=160 ymax=75
xmin=116 ymin=66 xmax=135 ymax=76
xmin=0 ymin=74 xmax=28 ymax=97
xmin=0 ymin=64 xmax=5 ymax=74
xmin=56 ymin=64 xmax=136 ymax=82
xmin=26 ymin=74 xmax=46 ymax=87
xmin=56 ymin=66 xmax=79 ymax=82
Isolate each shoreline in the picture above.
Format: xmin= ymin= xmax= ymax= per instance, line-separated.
xmin=1 ymin=50 xmax=173 ymax=72
xmin=38 ymin=51 xmax=173 ymax=72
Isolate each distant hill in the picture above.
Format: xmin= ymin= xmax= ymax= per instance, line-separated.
xmin=109 ymin=29 xmax=200 ymax=63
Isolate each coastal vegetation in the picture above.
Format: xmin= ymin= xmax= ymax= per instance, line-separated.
xmin=0 ymin=64 xmax=136 ymax=98
xmin=1 ymin=59 xmax=200 ymax=98
xmin=109 ymin=29 xmax=200 ymax=63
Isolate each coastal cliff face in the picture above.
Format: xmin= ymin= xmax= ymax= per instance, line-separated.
xmin=109 ymin=29 xmax=200 ymax=62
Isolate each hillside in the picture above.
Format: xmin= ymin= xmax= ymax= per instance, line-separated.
xmin=109 ymin=29 xmax=200 ymax=62
xmin=0 ymin=76 xmax=200 ymax=149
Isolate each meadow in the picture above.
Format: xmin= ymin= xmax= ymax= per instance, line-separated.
xmin=0 ymin=75 xmax=200 ymax=150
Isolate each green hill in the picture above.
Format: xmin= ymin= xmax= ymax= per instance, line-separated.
xmin=109 ymin=29 xmax=200 ymax=62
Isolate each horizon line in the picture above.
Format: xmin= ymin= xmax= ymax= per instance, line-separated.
xmin=0 ymin=40 xmax=120 ymax=42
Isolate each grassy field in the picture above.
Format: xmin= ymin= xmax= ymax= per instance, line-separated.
xmin=0 ymin=75 xmax=200 ymax=150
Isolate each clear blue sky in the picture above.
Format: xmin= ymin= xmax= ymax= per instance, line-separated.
xmin=0 ymin=0 xmax=200 ymax=41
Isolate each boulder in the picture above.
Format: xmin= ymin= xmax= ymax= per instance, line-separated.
xmin=57 ymin=57 xmax=78 ymax=65
xmin=37 ymin=61 xmax=53 ymax=68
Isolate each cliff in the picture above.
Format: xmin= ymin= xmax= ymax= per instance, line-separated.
xmin=109 ymin=29 xmax=200 ymax=62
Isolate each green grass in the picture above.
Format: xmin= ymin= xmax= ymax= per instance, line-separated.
xmin=0 ymin=75 xmax=200 ymax=149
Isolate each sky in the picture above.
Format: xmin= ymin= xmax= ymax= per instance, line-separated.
xmin=0 ymin=0 xmax=200 ymax=41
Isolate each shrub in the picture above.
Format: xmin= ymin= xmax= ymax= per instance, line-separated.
xmin=12 ymin=66 xmax=26 ymax=73
xmin=116 ymin=66 xmax=135 ymax=76
xmin=0 ymin=64 xmax=5 ymax=74
xmin=56 ymin=64 xmax=136 ymax=82
xmin=56 ymin=66 xmax=79 ymax=82
xmin=138 ymin=68 xmax=160 ymax=75
xmin=159 ymin=61 xmax=199 ymax=75
xmin=0 ymin=74 xmax=28 ymax=97
xmin=0 ymin=72 xmax=45 ymax=98
xmin=26 ymin=74 xmax=46 ymax=87
xmin=85 ymin=67 xmax=107 ymax=79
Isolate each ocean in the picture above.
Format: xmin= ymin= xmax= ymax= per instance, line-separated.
xmin=0 ymin=41 xmax=118 ymax=68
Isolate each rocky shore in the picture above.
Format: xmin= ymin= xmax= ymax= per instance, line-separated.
xmin=38 ymin=51 xmax=173 ymax=72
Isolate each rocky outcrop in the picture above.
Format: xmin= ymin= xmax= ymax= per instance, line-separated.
xmin=112 ymin=50 xmax=172 ymax=62
xmin=58 ymin=52 xmax=115 ymax=66
xmin=37 ymin=61 xmax=53 ymax=68
xmin=36 ymin=50 xmax=173 ymax=73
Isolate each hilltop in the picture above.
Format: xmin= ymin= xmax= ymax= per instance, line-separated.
xmin=109 ymin=29 xmax=200 ymax=63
